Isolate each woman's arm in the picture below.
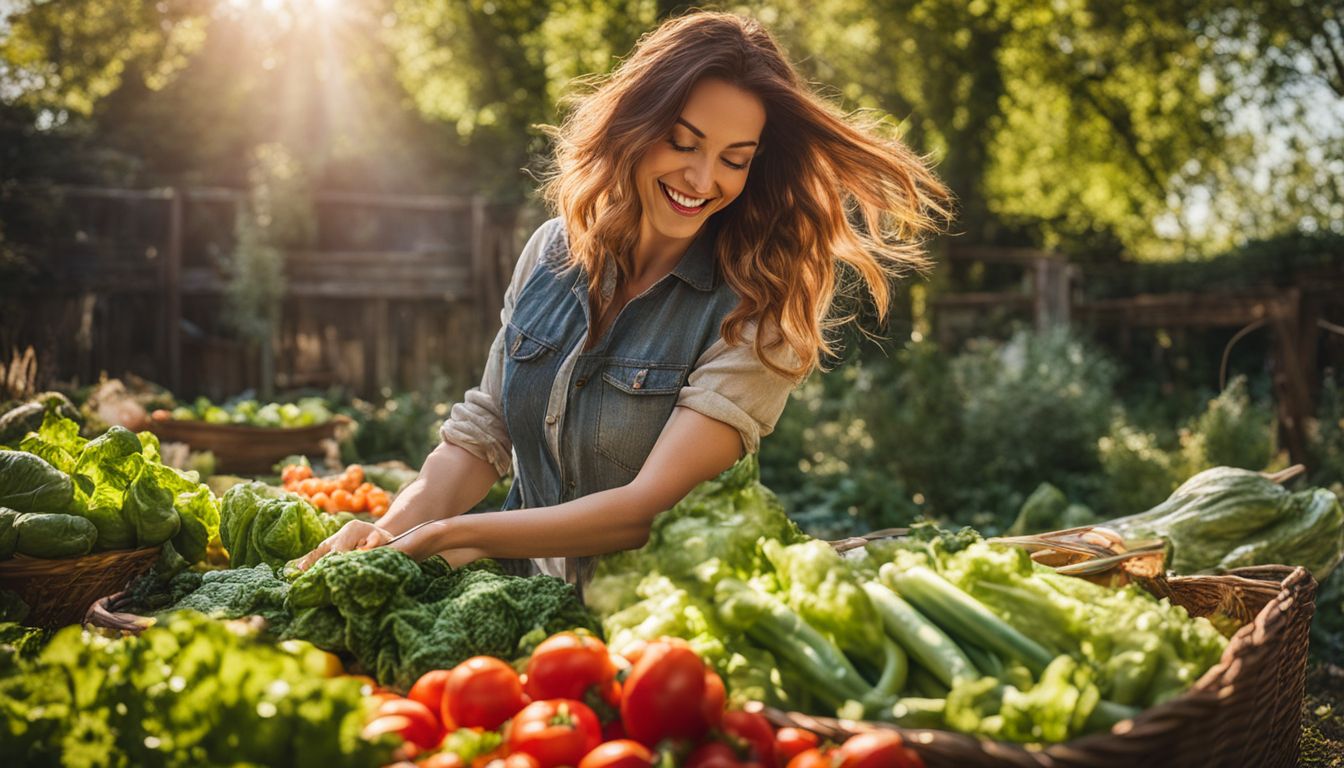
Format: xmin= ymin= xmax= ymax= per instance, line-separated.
xmin=375 ymin=440 xmax=501 ymax=535
xmin=392 ymin=406 xmax=743 ymax=565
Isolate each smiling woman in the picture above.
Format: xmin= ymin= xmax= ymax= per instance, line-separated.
xmin=295 ymin=10 xmax=952 ymax=592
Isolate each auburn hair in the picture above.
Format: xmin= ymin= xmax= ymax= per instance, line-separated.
xmin=538 ymin=10 xmax=952 ymax=380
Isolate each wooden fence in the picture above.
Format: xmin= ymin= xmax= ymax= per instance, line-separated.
xmin=3 ymin=185 xmax=525 ymax=400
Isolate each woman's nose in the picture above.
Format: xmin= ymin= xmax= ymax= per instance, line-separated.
xmin=684 ymin=157 xmax=715 ymax=197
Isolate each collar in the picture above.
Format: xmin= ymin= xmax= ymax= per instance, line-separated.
xmin=669 ymin=216 xmax=720 ymax=292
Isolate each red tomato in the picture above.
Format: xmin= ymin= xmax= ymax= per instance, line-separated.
xmin=576 ymin=739 xmax=656 ymax=768
xmin=774 ymin=728 xmax=820 ymax=765
xmin=785 ymin=749 xmax=832 ymax=768
xmin=525 ymin=633 xmax=617 ymax=702
xmin=684 ymin=741 xmax=752 ymax=768
xmin=419 ymin=753 xmax=468 ymax=768
xmin=376 ymin=697 xmax=446 ymax=751
xmin=409 ymin=670 xmax=454 ymax=728
xmin=445 ymin=656 xmax=527 ymax=730
xmin=620 ymin=641 xmax=711 ymax=746
xmin=505 ymin=699 xmax=602 ymax=768
xmin=722 ymin=710 xmax=776 ymax=767
xmin=701 ymin=669 xmax=726 ymax=731
xmin=602 ymin=717 xmax=628 ymax=742
xmin=834 ymin=732 xmax=921 ymax=768
xmin=504 ymin=755 xmax=542 ymax=768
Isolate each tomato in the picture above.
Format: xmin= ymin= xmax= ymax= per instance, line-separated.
xmin=722 ymin=710 xmax=775 ymax=767
xmin=620 ymin=641 xmax=711 ymax=746
xmin=419 ymin=753 xmax=468 ymax=768
xmin=701 ymin=669 xmax=726 ymax=731
xmin=601 ymin=717 xmax=627 ymax=742
xmin=376 ymin=697 xmax=446 ymax=750
xmin=774 ymin=728 xmax=819 ymax=765
xmin=409 ymin=669 xmax=454 ymax=728
xmin=576 ymin=739 xmax=655 ymax=768
xmin=525 ymin=632 xmax=618 ymax=702
xmin=506 ymin=699 xmax=602 ymax=768
xmin=785 ymin=749 xmax=832 ymax=768
xmin=684 ymin=741 xmax=753 ymax=768
xmin=503 ymin=755 xmax=542 ymax=768
xmin=445 ymin=656 xmax=527 ymax=730
xmin=834 ymin=732 xmax=921 ymax=768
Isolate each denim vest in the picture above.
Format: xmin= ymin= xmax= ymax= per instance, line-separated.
xmin=497 ymin=217 xmax=740 ymax=582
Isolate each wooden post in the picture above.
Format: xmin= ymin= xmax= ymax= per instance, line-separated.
xmin=1270 ymin=289 xmax=1313 ymax=465
xmin=165 ymin=189 xmax=183 ymax=393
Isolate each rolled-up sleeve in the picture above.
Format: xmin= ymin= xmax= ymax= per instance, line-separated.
xmin=439 ymin=218 xmax=558 ymax=476
xmin=676 ymin=322 xmax=805 ymax=455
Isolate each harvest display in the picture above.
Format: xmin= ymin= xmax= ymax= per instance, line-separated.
xmin=1 ymin=397 xmax=1341 ymax=767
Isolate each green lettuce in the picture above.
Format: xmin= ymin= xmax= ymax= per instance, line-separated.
xmin=0 ymin=451 xmax=73 ymax=514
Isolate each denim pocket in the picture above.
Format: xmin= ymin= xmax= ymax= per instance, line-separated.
xmin=504 ymin=322 xmax=556 ymax=361
xmin=596 ymin=361 xmax=687 ymax=474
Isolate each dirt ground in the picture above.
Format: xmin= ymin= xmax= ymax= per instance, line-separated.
xmin=1300 ymin=662 xmax=1344 ymax=768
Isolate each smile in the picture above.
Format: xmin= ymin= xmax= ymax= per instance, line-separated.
xmin=659 ymin=181 xmax=710 ymax=215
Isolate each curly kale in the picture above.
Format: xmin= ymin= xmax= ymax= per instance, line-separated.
xmin=157 ymin=548 xmax=598 ymax=691
xmin=287 ymin=549 xmax=599 ymax=690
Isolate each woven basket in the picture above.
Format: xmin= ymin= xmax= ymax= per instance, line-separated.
xmin=757 ymin=565 xmax=1316 ymax=768
xmin=0 ymin=547 xmax=162 ymax=629
xmin=147 ymin=415 xmax=351 ymax=474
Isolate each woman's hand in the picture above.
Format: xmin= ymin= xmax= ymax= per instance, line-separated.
xmin=291 ymin=519 xmax=391 ymax=571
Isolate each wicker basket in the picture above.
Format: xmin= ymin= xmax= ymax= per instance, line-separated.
xmin=757 ymin=565 xmax=1316 ymax=768
xmin=147 ymin=415 xmax=352 ymax=474
xmin=0 ymin=547 xmax=162 ymax=629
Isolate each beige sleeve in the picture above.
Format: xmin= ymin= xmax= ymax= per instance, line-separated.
xmin=438 ymin=218 xmax=560 ymax=476
xmin=676 ymin=322 xmax=805 ymax=455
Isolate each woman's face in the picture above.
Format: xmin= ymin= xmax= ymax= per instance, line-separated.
xmin=634 ymin=77 xmax=766 ymax=247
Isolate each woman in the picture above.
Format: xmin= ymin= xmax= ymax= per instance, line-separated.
xmin=294 ymin=11 xmax=951 ymax=585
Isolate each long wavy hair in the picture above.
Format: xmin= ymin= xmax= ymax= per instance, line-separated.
xmin=538 ymin=11 xmax=953 ymax=379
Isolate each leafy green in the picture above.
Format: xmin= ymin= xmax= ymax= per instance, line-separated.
xmin=220 ymin=482 xmax=331 ymax=568
xmin=0 ymin=450 xmax=73 ymax=514
xmin=0 ymin=508 xmax=19 ymax=560
xmin=0 ymin=613 xmax=395 ymax=768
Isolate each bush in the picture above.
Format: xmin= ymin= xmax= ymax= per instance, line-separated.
xmin=1180 ymin=375 xmax=1277 ymax=472
xmin=1307 ymin=370 xmax=1344 ymax=493
xmin=764 ymin=326 xmax=1120 ymax=534
xmin=1096 ymin=418 xmax=1184 ymax=517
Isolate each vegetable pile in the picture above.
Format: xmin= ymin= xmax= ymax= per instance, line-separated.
xmin=131 ymin=548 xmax=600 ymax=691
xmin=0 ymin=613 xmax=395 ymax=768
xmin=373 ymin=632 xmax=924 ymax=768
xmin=155 ymin=395 xmax=334 ymax=428
xmin=0 ymin=406 xmax=218 ymax=564
xmin=281 ymin=462 xmax=392 ymax=517
xmin=588 ymin=458 xmax=1230 ymax=744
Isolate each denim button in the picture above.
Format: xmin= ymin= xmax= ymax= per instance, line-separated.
xmin=575 ymin=378 xmax=587 ymax=388
xmin=545 ymin=415 xmax=557 ymax=425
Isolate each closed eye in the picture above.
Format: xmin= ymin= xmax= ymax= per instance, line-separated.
xmin=667 ymin=140 xmax=751 ymax=170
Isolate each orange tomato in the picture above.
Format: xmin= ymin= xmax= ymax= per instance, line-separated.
xmin=353 ymin=489 xmax=369 ymax=512
xmin=347 ymin=465 xmax=364 ymax=484
xmin=370 ymin=503 xmax=389 ymax=518
xmin=297 ymin=478 xmax=321 ymax=496
xmin=311 ymin=492 xmax=331 ymax=512
xmin=331 ymin=489 xmax=355 ymax=511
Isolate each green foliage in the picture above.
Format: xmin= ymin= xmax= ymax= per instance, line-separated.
xmin=1096 ymin=418 xmax=1186 ymax=517
xmin=1308 ymin=371 xmax=1344 ymax=492
xmin=1180 ymin=375 xmax=1278 ymax=472
xmin=0 ymin=612 xmax=396 ymax=768
xmin=339 ymin=373 xmax=456 ymax=469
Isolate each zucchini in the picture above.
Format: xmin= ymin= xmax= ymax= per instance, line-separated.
xmin=864 ymin=580 xmax=978 ymax=687
xmin=883 ymin=564 xmax=1055 ymax=676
